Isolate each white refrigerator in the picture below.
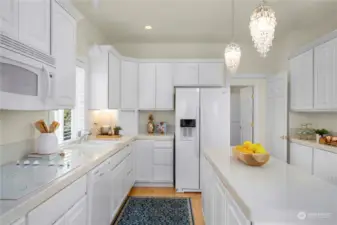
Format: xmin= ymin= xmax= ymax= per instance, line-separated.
xmin=175 ymin=88 xmax=230 ymax=192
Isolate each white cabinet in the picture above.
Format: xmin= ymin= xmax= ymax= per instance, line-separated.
xmin=156 ymin=63 xmax=174 ymax=110
xmin=121 ymin=60 xmax=138 ymax=109
xmin=173 ymin=63 xmax=199 ymax=86
xmin=0 ymin=0 xmax=19 ymax=38
xmin=136 ymin=140 xmax=154 ymax=182
xmin=18 ymin=0 xmax=51 ymax=53
xmin=139 ymin=63 xmax=156 ymax=109
xmin=53 ymin=216 xmax=66 ymax=225
xmin=289 ymin=50 xmax=314 ymax=111
xmin=135 ymin=140 xmax=173 ymax=184
xmin=290 ymin=143 xmax=313 ymax=175
xmin=313 ymin=148 xmax=337 ymax=186
xmin=314 ymin=38 xmax=337 ymax=110
xmin=64 ymin=196 xmax=87 ymax=225
xmin=52 ymin=0 xmax=76 ymax=108
xmin=11 ymin=218 xmax=25 ymax=225
xmin=138 ymin=63 xmax=174 ymax=110
xmin=199 ymin=63 xmax=224 ymax=86
xmin=108 ymin=52 xmax=121 ymax=109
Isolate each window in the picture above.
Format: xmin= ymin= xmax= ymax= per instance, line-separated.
xmin=53 ymin=66 xmax=86 ymax=143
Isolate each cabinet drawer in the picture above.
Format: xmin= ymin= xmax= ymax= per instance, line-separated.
xmin=154 ymin=141 xmax=173 ymax=148
xmin=153 ymin=149 xmax=173 ymax=165
xmin=153 ymin=165 xmax=173 ymax=182
xmin=28 ymin=176 xmax=87 ymax=225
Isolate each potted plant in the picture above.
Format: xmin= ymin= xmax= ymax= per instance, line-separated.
xmin=315 ymin=129 xmax=329 ymax=143
xmin=113 ymin=126 xmax=122 ymax=136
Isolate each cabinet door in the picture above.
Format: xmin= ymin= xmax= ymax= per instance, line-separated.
xmin=290 ymin=50 xmax=314 ymax=110
xmin=290 ymin=143 xmax=313 ymax=175
xmin=11 ymin=218 xmax=26 ymax=225
xmin=0 ymin=0 xmax=18 ymax=38
xmin=135 ymin=140 xmax=154 ymax=182
xmin=156 ymin=63 xmax=174 ymax=110
xmin=65 ymin=196 xmax=87 ymax=225
xmin=89 ymin=47 xmax=109 ymax=109
xmin=52 ymin=1 xmax=77 ymax=108
xmin=53 ymin=216 xmax=66 ymax=225
xmin=173 ymin=63 xmax=199 ymax=86
xmin=108 ymin=52 xmax=121 ymax=109
xmin=121 ymin=61 xmax=138 ymax=109
xmin=18 ymin=0 xmax=51 ymax=53
xmin=227 ymin=204 xmax=241 ymax=225
xmin=139 ymin=63 xmax=156 ymax=109
xmin=314 ymin=148 xmax=337 ymax=186
xmin=213 ymin=180 xmax=227 ymax=225
xmin=109 ymin=164 xmax=120 ymax=220
xmin=314 ymin=39 xmax=336 ymax=110
xmin=199 ymin=63 xmax=224 ymax=86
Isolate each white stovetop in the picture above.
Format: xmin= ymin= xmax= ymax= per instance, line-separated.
xmin=205 ymin=148 xmax=337 ymax=225
xmin=0 ymin=134 xmax=173 ymax=225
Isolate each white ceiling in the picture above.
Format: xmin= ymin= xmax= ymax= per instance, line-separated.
xmin=72 ymin=0 xmax=337 ymax=44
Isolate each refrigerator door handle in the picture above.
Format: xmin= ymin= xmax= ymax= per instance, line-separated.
xmin=195 ymin=106 xmax=200 ymax=158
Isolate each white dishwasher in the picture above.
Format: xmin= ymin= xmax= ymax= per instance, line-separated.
xmin=87 ymin=159 xmax=112 ymax=225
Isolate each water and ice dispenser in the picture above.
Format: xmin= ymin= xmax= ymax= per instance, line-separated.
xmin=180 ymin=119 xmax=196 ymax=140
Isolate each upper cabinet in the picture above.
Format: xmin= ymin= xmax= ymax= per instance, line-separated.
xmin=139 ymin=63 xmax=156 ymax=109
xmin=173 ymin=63 xmax=199 ymax=86
xmin=156 ymin=63 xmax=174 ymax=110
xmin=0 ymin=0 xmax=19 ymax=38
xmin=138 ymin=63 xmax=174 ymax=110
xmin=89 ymin=46 xmax=109 ymax=110
xmin=121 ymin=60 xmax=138 ymax=109
xmin=314 ymin=38 xmax=337 ymax=110
xmin=52 ymin=0 xmax=77 ymax=108
xmin=18 ymin=0 xmax=51 ymax=54
xmin=290 ymin=49 xmax=314 ymax=111
xmin=108 ymin=52 xmax=121 ymax=109
xmin=199 ymin=63 xmax=224 ymax=86
xmin=173 ymin=63 xmax=224 ymax=87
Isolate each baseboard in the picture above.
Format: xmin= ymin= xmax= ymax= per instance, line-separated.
xmin=134 ymin=181 xmax=174 ymax=187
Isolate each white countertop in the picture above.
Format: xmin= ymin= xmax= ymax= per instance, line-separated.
xmin=290 ymin=138 xmax=337 ymax=154
xmin=204 ymin=148 xmax=337 ymax=225
xmin=0 ymin=134 xmax=174 ymax=225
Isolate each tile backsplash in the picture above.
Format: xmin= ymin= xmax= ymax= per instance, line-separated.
xmin=290 ymin=112 xmax=337 ymax=134
xmin=138 ymin=111 xmax=175 ymax=134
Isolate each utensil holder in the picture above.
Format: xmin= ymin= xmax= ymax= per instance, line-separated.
xmin=36 ymin=133 xmax=59 ymax=155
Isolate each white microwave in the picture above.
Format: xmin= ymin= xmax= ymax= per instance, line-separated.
xmin=0 ymin=34 xmax=56 ymax=110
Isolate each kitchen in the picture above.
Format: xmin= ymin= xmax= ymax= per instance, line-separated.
xmin=1 ymin=0 xmax=337 ymax=225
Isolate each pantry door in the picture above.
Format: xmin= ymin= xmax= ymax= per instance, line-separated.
xmin=240 ymin=87 xmax=254 ymax=143
xmin=267 ymin=72 xmax=288 ymax=162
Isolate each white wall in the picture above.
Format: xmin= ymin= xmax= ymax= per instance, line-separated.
xmin=114 ymin=42 xmax=282 ymax=75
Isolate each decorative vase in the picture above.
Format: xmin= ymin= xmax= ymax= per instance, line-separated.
xmin=316 ymin=134 xmax=320 ymax=143
xmin=147 ymin=113 xmax=155 ymax=134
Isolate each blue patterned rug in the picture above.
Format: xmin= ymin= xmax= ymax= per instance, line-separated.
xmin=114 ymin=197 xmax=195 ymax=225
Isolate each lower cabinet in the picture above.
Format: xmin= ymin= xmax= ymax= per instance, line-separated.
xmin=135 ymin=140 xmax=173 ymax=185
xmin=10 ymin=218 xmax=25 ymax=225
xmin=313 ymin=148 xmax=337 ymax=186
xmin=289 ymin=143 xmax=313 ymax=175
xmin=201 ymin=155 xmax=250 ymax=225
xmin=53 ymin=196 xmax=87 ymax=225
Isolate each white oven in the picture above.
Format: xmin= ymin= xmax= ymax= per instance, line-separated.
xmin=0 ymin=34 xmax=56 ymax=110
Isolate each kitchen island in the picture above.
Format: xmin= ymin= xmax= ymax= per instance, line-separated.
xmin=202 ymin=148 xmax=337 ymax=225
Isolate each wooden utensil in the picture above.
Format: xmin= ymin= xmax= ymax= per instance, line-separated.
xmin=34 ymin=120 xmax=49 ymax=133
xmin=49 ymin=121 xmax=60 ymax=133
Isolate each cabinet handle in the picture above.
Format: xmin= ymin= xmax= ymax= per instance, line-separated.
xmin=99 ymin=172 xmax=104 ymax=177
xmin=94 ymin=170 xmax=99 ymax=175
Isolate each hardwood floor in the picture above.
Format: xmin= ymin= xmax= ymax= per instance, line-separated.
xmin=129 ymin=187 xmax=205 ymax=225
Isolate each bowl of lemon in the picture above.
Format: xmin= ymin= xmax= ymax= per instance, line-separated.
xmin=233 ymin=141 xmax=270 ymax=166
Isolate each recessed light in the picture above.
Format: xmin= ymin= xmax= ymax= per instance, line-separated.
xmin=145 ymin=25 xmax=153 ymax=30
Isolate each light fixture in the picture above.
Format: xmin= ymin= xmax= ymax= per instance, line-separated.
xmin=224 ymin=0 xmax=241 ymax=74
xmin=145 ymin=25 xmax=153 ymax=30
xmin=249 ymin=0 xmax=277 ymax=57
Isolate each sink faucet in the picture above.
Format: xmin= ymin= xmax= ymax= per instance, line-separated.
xmin=77 ymin=130 xmax=92 ymax=144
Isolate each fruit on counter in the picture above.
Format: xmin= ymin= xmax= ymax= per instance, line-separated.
xmin=236 ymin=141 xmax=267 ymax=154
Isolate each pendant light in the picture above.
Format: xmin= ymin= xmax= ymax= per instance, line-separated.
xmin=249 ymin=0 xmax=277 ymax=57
xmin=224 ymin=0 xmax=241 ymax=74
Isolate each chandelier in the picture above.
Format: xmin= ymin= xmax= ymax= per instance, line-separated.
xmin=224 ymin=0 xmax=241 ymax=74
xmin=249 ymin=0 xmax=277 ymax=57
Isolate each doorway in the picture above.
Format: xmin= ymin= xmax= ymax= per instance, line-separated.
xmin=230 ymin=86 xmax=254 ymax=146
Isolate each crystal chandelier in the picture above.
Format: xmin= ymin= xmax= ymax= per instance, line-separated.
xmin=224 ymin=0 xmax=241 ymax=74
xmin=249 ymin=0 xmax=277 ymax=57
